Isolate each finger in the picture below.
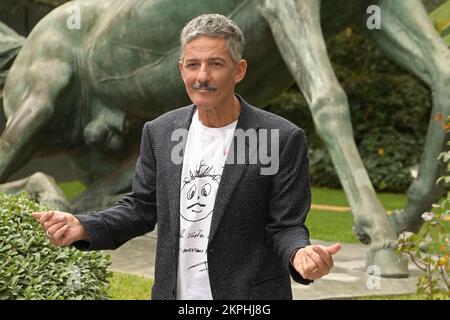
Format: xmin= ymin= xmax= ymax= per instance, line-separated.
xmin=302 ymin=255 xmax=313 ymax=279
xmin=38 ymin=211 xmax=54 ymax=225
xmin=295 ymin=255 xmax=305 ymax=277
xmin=53 ymin=225 xmax=68 ymax=246
xmin=312 ymin=246 xmax=333 ymax=269
xmin=60 ymin=228 xmax=76 ymax=246
xmin=307 ymin=250 xmax=331 ymax=273
xmin=40 ymin=210 xmax=58 ymax=226
xmin=307 ymin=252 xmax=330 ymax=278
xmin=59 ymin=226 xmax=75 ymax=247
xmin=303 ymin=254 xmax=320 ymax=278
xmin=47 ymin=221 xmax=67 ymax=237
xmin=44 ymin=214 xmax=66 ymax=229
xmin=32 ymin=211 xmax=46 ymax=220
xmin=325 ymin=243 xmax=341 ymax=255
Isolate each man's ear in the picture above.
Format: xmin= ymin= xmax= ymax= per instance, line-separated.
xmin=234 ymin=59 xmax=247 ymax=84
xmin=179 ymin=60 xmax=186 ymax=82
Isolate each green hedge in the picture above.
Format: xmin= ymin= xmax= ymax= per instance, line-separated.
xmin=0 ymin=193 xmax=111 ymax=300
xmin=264 ymin=31 xmax=431 ymax=192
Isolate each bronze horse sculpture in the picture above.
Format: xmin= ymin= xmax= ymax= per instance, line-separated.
xmin=0 ymin=0 xmax=449 ymax=277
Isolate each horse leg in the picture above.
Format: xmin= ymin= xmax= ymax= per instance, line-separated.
xmin=0 ymin=59 xmax=72 ymax=182
xmin=258 ymin=0 xmax=408 ymax=277
xmin=355 ymin=0 xmax=450 ymax=233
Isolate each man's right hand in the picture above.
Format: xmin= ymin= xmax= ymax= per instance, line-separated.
xmin=32 ymin=210 xmax=88 ymax=247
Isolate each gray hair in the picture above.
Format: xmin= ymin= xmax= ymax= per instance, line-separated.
xmin=180 ymin=14 xmax=245 ymax=64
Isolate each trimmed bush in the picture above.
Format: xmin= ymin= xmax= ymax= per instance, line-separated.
xmin=0 ymin=193 xmax=111 ymax=300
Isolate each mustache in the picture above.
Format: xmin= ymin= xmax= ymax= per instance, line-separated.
xmin=192 ymin=82 xmax=217 ymax=91
xmin=187 ymin=202 xmax=206 ymax=210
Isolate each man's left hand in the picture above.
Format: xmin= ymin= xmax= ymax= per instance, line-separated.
xmin=292 ymin=243 xmax=341 ymax=280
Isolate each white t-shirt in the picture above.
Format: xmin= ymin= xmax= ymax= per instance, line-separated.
xmin=176 ymin=109 xmax=237 ymax=300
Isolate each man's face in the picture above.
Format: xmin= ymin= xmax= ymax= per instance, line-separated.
xmin=179 ymin=36 xmax=247 ymax=110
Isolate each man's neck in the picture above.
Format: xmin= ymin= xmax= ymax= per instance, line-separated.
xmin=197 ymin=95 xmax=241 ymax=128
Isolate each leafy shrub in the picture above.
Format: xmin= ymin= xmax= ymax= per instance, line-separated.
xmin=0 ymin=193 xmax=112 ymax=300
xmin=398 ymin=195 xmax=450 ymax=300
xmin=398 ymin=116 xmax=450 ymax=300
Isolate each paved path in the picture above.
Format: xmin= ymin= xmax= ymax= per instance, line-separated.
xmin=103 ymin=232 xmax=419 ymax=300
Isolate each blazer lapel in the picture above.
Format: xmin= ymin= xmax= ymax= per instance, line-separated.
xmin=167 ymin=104 xmax=196 ymax=236
xmin=208 ymin=97 xmax=261 ymax=244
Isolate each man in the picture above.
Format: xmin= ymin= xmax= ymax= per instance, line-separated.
xmin=33 ymin=14 xmax=341 ymax=300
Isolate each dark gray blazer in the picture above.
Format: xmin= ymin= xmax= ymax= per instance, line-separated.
xmin=74 ymin=96 xmax=312 ymax=300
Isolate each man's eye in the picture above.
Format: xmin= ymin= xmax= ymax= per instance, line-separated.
xmin=211 ymin=62 xmax=222 ymax=67
xmin=186 ymin=63 xmax=198 ymax=68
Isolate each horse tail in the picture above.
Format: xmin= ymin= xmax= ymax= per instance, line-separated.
xmin=0 ymin=21 xmax=25 ymax=94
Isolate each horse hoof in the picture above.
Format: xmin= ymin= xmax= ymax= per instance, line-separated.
xmin=367 ymin=245 xmax=409 ymax=278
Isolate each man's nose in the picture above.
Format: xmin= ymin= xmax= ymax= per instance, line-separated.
xmin=196 ymin=64 xmax=211 ymax=82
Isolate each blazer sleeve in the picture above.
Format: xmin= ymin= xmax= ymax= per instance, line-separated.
xmin=266 ymin=127 xmax=312 ymax=285
xmin=72 ymin=122 xmax=158 ymax=251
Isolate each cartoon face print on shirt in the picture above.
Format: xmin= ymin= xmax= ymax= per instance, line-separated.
xmin=181 ymin=161 xmax=221 ymax=222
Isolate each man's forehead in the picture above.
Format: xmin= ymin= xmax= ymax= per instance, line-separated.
xmin=182 ymin=37 xmax=231 ymax=59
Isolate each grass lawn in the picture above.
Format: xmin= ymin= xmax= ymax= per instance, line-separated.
xmin=58 ymin=180 xmax=86 ymax=201
xmin=307 ymin=187 xmax=407 ymax=243
xmin=306 ymin=209 xmax=359 ymax=243
xmin=108 ymin=272 xmax=154 ymax=300
xmin=311 ymin=187 xmax=407 ymax=211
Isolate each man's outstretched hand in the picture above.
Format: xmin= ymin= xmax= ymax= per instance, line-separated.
xmin=292 ymin=243 xmax=341 ymax=280
xmin=32 ymin=210 xmax=88 ymax=247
